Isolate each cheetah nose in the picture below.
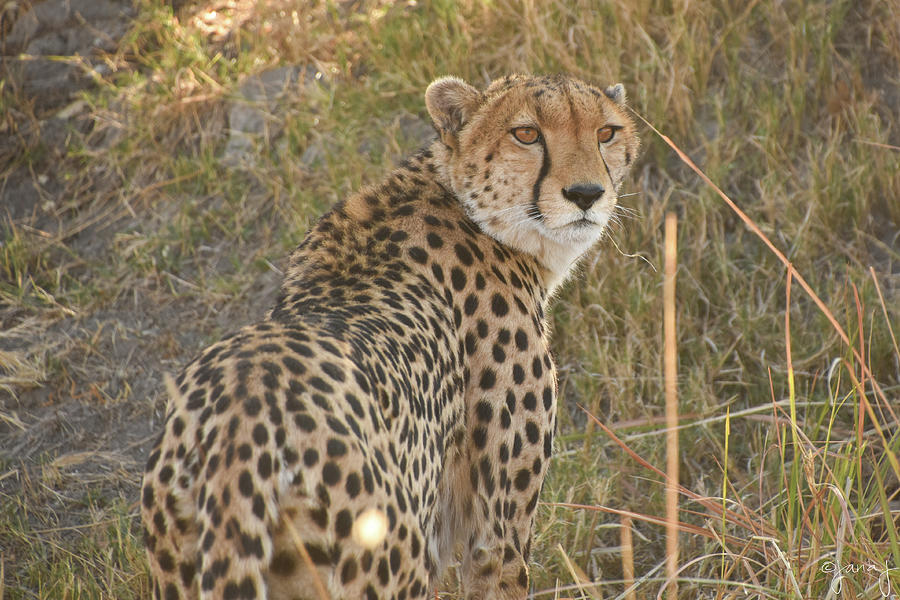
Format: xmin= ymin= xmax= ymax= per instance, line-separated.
xmin=562 ymin=183 xmax=605 ymax=211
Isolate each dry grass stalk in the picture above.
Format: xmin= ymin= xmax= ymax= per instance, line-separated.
xmin=557 ymin=543 xmax=603 ymax=600
xmin=620 ymin=515 xmax=636 ymax=600
xmin=663 ymin=211 xmax=679 ymax=600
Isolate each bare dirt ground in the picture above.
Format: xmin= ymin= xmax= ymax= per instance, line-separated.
xmin=0 ymin=0 xmax=282 ymax=575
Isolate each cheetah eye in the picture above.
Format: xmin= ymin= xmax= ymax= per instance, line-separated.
xmin=597 ymin=126 xmax=619 ymax=144
xmin=512 ymin=127 xmax=540 ymax=145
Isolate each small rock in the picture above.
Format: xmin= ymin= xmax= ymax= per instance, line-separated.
xmin=394 ymin=111 xmax=435 ymax=148
xmin=357 ymin=112 xmax=434 ymax=164
xmin=2 ymin=0 xmax=135 ymax=112
xmin=4 ymin=0 xmax=133 ymax=53
xmin=223 ymin=65 xmax=326 ymax=168
xmin=300 ymin=141 xmax=324 ymax=167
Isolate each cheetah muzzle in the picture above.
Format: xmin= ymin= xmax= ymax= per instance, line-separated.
xmin=142 ymin=73 xmax=639 ymax=600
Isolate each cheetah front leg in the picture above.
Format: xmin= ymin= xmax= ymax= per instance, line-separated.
xmin=457 ymin=370 xmax=557 ymax=599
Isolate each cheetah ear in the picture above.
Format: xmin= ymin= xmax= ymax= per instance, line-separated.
xmin=425 ymin=76 xmax=483 ymax=150
xmin=604 ymin=83 xmax=626 ymax=105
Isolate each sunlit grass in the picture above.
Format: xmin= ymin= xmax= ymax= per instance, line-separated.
xmin=1 ymin=0 xmax=898 ymax=597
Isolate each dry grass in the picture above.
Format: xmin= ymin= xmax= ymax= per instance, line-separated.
xmin=1 ymin=0 xmax=899 ymax=597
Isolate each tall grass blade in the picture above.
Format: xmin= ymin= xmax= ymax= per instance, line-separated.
xmin=620 ymin=515 xmax=636 ymax=600
xmin=629 ymin=109 xmax=893 ymax=416
xmin=663 ymin=211 xmax=679 ymax=600
xmin=721 ymin=405 xmax=730 ymax=582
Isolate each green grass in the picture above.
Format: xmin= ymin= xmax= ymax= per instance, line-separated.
xmin=2 ymin=0 xmax=899 ymax=598
xmin=1 ymin=491 xmax=147 ymax=599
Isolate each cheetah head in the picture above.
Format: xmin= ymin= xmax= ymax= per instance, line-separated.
xmin=426 ymin=74 xmax=640 ymax=288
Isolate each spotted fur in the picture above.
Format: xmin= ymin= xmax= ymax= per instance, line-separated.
xmin=141 ymin=74 xmax=639 ymax=600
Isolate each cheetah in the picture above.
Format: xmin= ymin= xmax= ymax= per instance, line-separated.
xmin=141 ymin=73 xmax=639 ymax=599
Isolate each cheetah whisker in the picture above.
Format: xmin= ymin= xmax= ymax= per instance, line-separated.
xmin=608 ymin=235 xmax=657 ymax=271
xmin=507 ymin=215 xmax=546 ymax=229
xmin=613 ymin=203 xmax=640 ymax=214
xmin=490 ymin=204 xmax=541 ymax=216
xmin=611 ymin=205 xmax=641 ymax=221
